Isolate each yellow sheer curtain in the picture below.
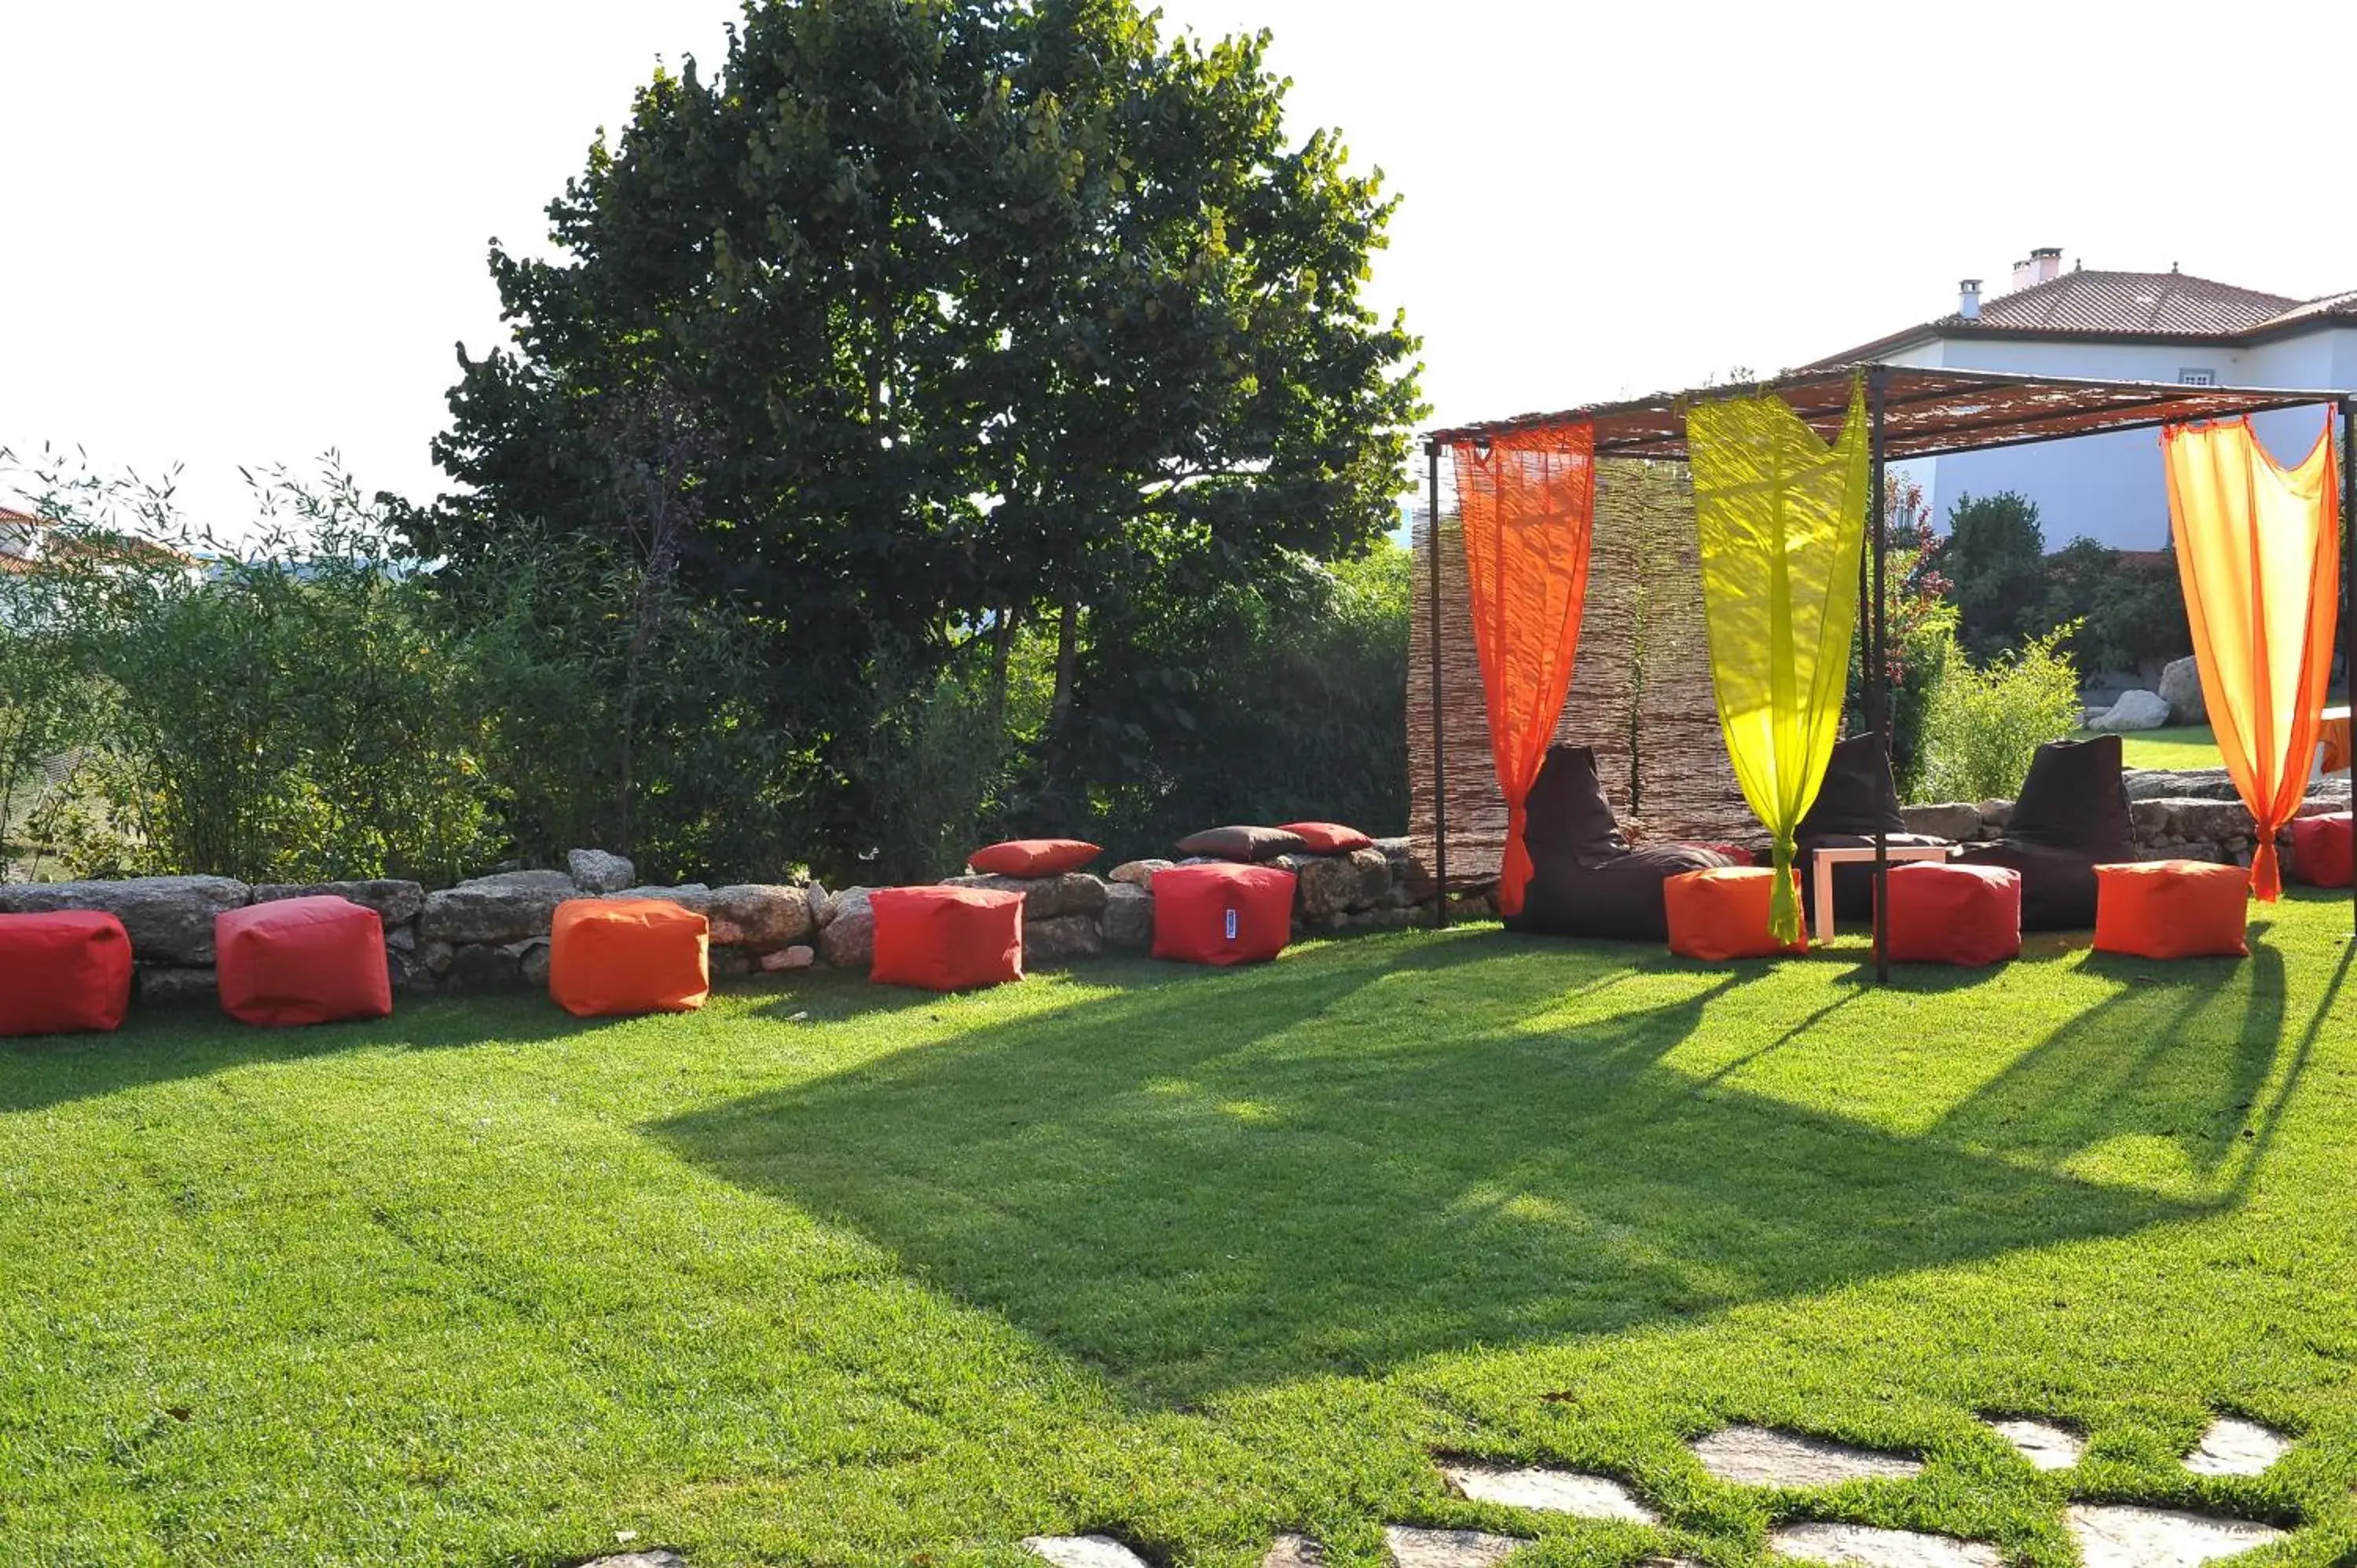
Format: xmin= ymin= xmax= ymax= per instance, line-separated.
xmin=1688 ymin=381 xmax=1871 ymax=942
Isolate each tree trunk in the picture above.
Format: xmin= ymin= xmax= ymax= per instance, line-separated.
xmin=1049 ymin=597 xmax=1080 ymax=731
xmin=991 ymin=603 xmax=1021 ymax=724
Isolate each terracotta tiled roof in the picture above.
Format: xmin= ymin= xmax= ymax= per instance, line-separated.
xmin=2252 ymin=288 xmax=2357 ymax=332
xmin=1935 ymin=269 xmax=2297 ymax=337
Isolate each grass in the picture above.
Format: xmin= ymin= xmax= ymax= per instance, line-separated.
xmin=6 ymin=903 xmax=2357 ymax=1566
xmin=2069 ymin=724 xmax=2222 ymax=772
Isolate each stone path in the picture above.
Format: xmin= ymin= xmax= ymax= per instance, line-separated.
xmin=1690 ymin=1425 xmax=1923 ymax=1486
xmin=1023 ymin=1537 xmax=1156 ymax=1568
xmin=1441 ymin=1460 xmax=1657 ymax=1522
xmin=1982 ymin=1416 xmax=2085 ymax=1471
xmin=1259 ymin=1533 xmax=1327 ymax=1566
xmin=1380 ymin=1526 xmax=1523 ymax=1567
xmin=2067 ymin=1505 xmax=2289 ymax=1568
xmin=2183 ymin=1417 xmax=2293 ymax=1477
xmin=1769 ymin=1522 xmax=2002 ymax=1568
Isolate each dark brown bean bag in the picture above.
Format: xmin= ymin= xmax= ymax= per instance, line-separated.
xmin=1953 ymin=735 xmax=2132 ymax=931
xmin=1796 ymin=732 xmax=1952 ymax=921
xmin=1175 ymin=825 xmax=1308 ymax=863
xmin=1505 ymin=744 xmax=1735 ymax=943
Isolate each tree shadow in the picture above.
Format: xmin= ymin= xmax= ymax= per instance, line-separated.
xmin=654 ymin=947 xmax=2198 ymax=1408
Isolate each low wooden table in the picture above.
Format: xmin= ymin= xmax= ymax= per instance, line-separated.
xmin=1809 ymin=844 xmax=1956 ymax=946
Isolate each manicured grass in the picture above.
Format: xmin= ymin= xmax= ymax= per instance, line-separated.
xmin=2069 ymin=724 xmax=2222 ymax=772
xmin=6 ymin=904 xmax=2357 ymax=1566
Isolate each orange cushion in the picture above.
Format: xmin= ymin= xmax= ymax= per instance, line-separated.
xmin=1151 ymin=863 xmax=1296 ymax=966
xmin=549 ymin=898 xmax=710 ymax=1017
xmin=966 ymin=838 xmax=1101 ymax=877
xmin=2290 ymin=814 xmax=2352 ymax=888
xmin=1663 ymin=867 xmax=1809 ymax=961
xmin=0 ymin=910 xmax=133 ymax=1035
xmin=1276 ymin=822 xmax=1375 ymax=854
xmin=2092 ymin=860 xmax=2248 ymax=959
xmin=215 ymin=896 xmax=393 ymax=1027
xmin=1882 ymin=862 xmax=2020 ymax=967
xmin=870 ymin=885 xmax=1025 ymax=991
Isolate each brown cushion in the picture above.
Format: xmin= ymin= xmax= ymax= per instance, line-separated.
xmin=1796 ymin=731 xmax=1904 ymax=841
xmin=2007 ymin=735 xmax=2132 ymax=854
xmin=1522 ymin=744 xmax=1629 ymax=869
xmin=1510 ymin=843 xmax=1738 ymax=942
xmin=1175 ymin=825 xmax=1308 ymax=863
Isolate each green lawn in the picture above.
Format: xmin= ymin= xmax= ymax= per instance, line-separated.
xmin=6 ymin=905 xmax=2357 ymax=1566
xmin=2069 ymin=725 xmax=2222 ymax=772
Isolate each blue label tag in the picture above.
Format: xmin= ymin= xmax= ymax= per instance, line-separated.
xmin=1224 ymin=908 xmax=1238 ymax=940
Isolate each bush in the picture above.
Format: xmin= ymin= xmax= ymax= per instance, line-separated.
xmin=1938 ymin=491 xmax=2049 ymax=661
xmin=2047 ymin=537 xmax=2190 ymax=676
xmin=1918 ymin=624 xmax=2084 ymax=803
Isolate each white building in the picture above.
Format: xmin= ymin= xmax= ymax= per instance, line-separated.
xmin=1815 ymin=247 xmax=2357 ymax=550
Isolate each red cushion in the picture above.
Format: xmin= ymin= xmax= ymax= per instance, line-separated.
xmin=215 ymin=896 xmax=393 ymax=1027
xmin=2290 ymin=814 xmax=2352 ymax=888
xmin=966 ymin=838 xmax=1102 ymax=877
xmin=871 ymin=885 xmax=1025 ymax=991
xmin=2093 ymin=860 xmax=2248 ymax=959
xmin=1151 ymin=863 xmax=1296 ymax=966
xmin=0 ymin=910 xmax=133 ymax=1036
xmin=1276 ymin=822 xmax=1374 ymax=854
xmin=1663 ymin=867 xmax=1809 ymax=961
xmin=1881 ymin=862 xmax=2021 ymax=967
xmin=550 ymin=898 xmax=710 ymax=1017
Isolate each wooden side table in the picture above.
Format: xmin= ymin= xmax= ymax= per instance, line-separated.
xmin=1809 ymin=844 xmax=1956 ymax=945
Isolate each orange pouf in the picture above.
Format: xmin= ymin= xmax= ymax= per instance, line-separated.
xmin=2289 ymin=814 xmax=2352 ymax=888
xmin=870 ymin=885 xmax=1025 ymax=991
xmin=548 ymin=898 xmax=709 ymax=1017
xmin=2092 ymin=860 xmax=2249 ymax=959
xmin=1880 ymin=862 xmax=2021 ymax=967
xmin=1150 ymin=863 xmax=1296 ymax=966
xmin=215 ymin=896 xmax=394 ymax=1027
xmin=1663 ymin=866 xmax=1809 ymax=961
xmin=0 ymin=910 xmax=134 ymax=1036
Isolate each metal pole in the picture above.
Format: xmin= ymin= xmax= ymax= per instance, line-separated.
xmin=1427 ymin=438 xmax=1450 ymax=930
xmin=2342 ymin=399 xmax=2354 ymax=940
xmin=1868 ymin=367 xmax=1891 ymax=982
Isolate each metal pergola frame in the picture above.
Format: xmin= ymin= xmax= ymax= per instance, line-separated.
xmin=1420 ymin=365 xmax=2357 ymax=977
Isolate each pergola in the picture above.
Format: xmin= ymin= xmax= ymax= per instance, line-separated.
xmin=1419 ymin=364 xmax=2357 ymax=976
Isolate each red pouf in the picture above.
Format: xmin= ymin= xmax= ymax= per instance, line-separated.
xmin=1662 ymin=866 xmax=1809 ymax=961
xmin=2092 ymin=859 xmax=2249 ymax=960
xmin=0 ymin=910 xmax=134 ymax=1036
xmin=870 ymin=885 xmax=1025 ymax=991
xmin=1879 ymin=861 xmax=2021 ymax=967
xmin=2289 ymin=814 xmax=2352 ymax=888
xmin=1150 ymin=863 xmax=1296 ymax=966
xmin=215 ymin=896 xmax=394 ymax=1027
xmin=550 ymin=898 xmax=711 ymax=1017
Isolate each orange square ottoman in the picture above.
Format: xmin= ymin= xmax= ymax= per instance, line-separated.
xmin=870 ymin=885 xmax=1025 ymax=991
xmin=1663 ymin=866 xmax=1809 ymax=961
xmin=2093 ymin=860 xmax=2248 ymax=960
xmin=215 ymin=896 xmax=393 ymax=1027
xmin=0 ymin=910 xmax=134 ymax=1036
xmin=1151 ymin=863 xmax=1296 ymax=966
xmin=1881 ymin=861 xmax=2021 ymax=967
xmin=549 ymin=897 xmax=710 ymax=1017
xmin=2289 ymin=814 xmax=2352 ymax=888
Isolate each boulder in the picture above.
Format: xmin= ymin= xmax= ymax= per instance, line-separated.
xmin=1102 ymin=882 xmax=1153 ymax=950
xmin=1024 ymin=913 xmax=1103 ymax=965
xmin=759 ymin=944 xmax=816 ymax=973
xmin=0 ymin=876 xmax=249 ymax=965
xmin=1977 ymin=799 xmax=2013 ymax=832
xmin=2124 ymin=768 xmax=2240 ymax=802
xmin=2132 ymin=797 xmax=2256 ymax=845
xmin=1108 ymin=859 xmax=1173 ymax=888
xmin=1278 ymin=854 xmax=1361 ymax=920
xmin=816 ymin=888 xmax=875 ymax=969
xmin=420 ymin=874 xmax=572 ymax=945
xmin=606 ymin=883 xmax=711 ymax=910
xmin=250 ymin=879 xmax=427 ymax=926
xmin=2086 ymin=688 xmax=2172 ymax=732
xmin=1898 ymin=802 xmax=1983 ymax=843
xmin=806 ymin=880 xmax=832 ymax=925
xmin=442 ymin=942 xmax=519 ymax=991
xmin=941 ymin=871 xmax=1108 ymax=919
xmin=566 ymin=848 xmax=636 ymax=895
xmin=137 ymin=966 xmax=219 ymax=1005
xmin=702 ymin=884 xmax=813 ymax=949
xmin=1347 ymin=845 xmax=1393 ymax=908
xmin=2159 ymin=655 xmax=2207 ymax=726
xmin=505 ymin=938 xmax=551 ymax=988
xmin=460 ymin=869 xmax=577 ymax=894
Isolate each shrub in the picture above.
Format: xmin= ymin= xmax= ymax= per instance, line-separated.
xmin=1939 ymin=491 xmax=2049 ymax=661
xmin=1919 ymin=625 xmax=2084 ymax=803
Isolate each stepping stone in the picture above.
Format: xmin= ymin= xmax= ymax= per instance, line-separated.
xmin=2066 ymin=1505 xmax=2289 ymax=1568
xmin=1262 ymin=1535 xmax=1327 ymax=1567
xmin=1983 ymin=1416 xmax=2085 ymax=1471
xmin=1384 ymin=1525 xmax=1525 ymax=1566
xmin=1442 ymin=1460 xmax=1659 ymax=1522
xmin=2183 ymin=1416 xmax=2293 ymax=1477
xmin=1691 ymin=1426 xmax=1923 ymax=1487
xmin=1770 ymin=1522 xmax=2002 ymax=1568
xmin=581 ymin=1555 xmax=686 ymax=1568
xmin=1022 ymin=1537 xmax=1153 ymax=1568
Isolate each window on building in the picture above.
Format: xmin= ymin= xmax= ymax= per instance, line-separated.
xmin=2178 ymin=368 xmax=2219 ymax=387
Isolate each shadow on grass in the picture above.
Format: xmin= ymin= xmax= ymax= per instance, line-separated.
xmin=653 ymin=938 xmax=2209 ymax=1407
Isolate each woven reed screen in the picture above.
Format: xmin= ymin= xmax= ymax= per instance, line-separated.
xmin=1409 ymin=457 xmax=1756 ymax=891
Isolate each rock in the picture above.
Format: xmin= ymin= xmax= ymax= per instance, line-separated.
xmin=1898 ymin=802 xmax=1981 ymax=842
xmin=702 ymin=884 xmax=813 ymax=948
xmin=0 ymin=876 xmax=248 ymax=965
xmin=1021 ymin=1537 xmax=1152 ymax=1568
xmin=1977 ymin=799 xmax=2012 ymax=831
xmin=1348 ymin=845 xmax=1394 ymax=907
xmin=758 ymin=944 xmax=816 ymax=973
xmin=2087 ymin=688 xmax=2172 ymax=732
xmin=2183 ymin=1416 xmax=2292 ymax=1477
xmin=137 ymin=966 xmax=218 ymax=1005
xmin=566 ymin=848 xmax=636 ymax=894
xmin=942 ymin=871 xmax=1108 ymax=919
xmin=1109 ymin=858 xmax=1173 ymax=888
xmin=1102 ymin=882 xmax=1153 ymax=950
xmin=2132 ymin=799 xmax=2256 ymax=846
xmin=579 ymin=1555 xmax=686 ymax=1568
xmin=1382 ymin=1526 xmax=1523 ymax=1568
xmin=806 ymin=880 xmax=831 ymax=925
xmin=387 ymin=946 xmax=435 ymax=992
xmin=816 ymin=888 xmax=874 ymax=969
xmin=506 ymin=938 xmax=551 ymax=988
xmin=1442 ymin=1460 xmax=1656 ymax=1522
xmin=460 ymin=869 xmax=577 ymax=894
xmin=1983 ymin=1416 xmax=2084 ymax=1471
xmin=250 ymin=879 xmax=426 ymax=926
xmin=1689 ymin=1425 xmax=1923 ymax=1486
xmin=442 ymin=942 xmax=519 ymax=991
xmin=2160 ymin=655 xmax=2207 ymax=726
xmin=1280 ymin=854 xmax=1360 ymax=920
xmin=2125 ymin=768 xmax=2240 ymax=802
xmin=1024 ymin=914 xmax=1102 ymax=965
xmin=2065 ymin=1505 xmax=2286 ymax=1568
xmin=1769 ymin=1523 xmax=2000 ymax=1568
xmin=1262 ymin=1535 xmax=1328 ymax=1568
xmin=420 ymin=875 xmax=573 ymax=945
xmin=607 ymin=884 xmax=711 ymax=911
xmin=422 ymin=940 xmax=456 ymax=977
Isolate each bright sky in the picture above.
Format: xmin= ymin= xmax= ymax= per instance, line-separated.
xmin=5 ymin=0 xmax=2352 ymax=529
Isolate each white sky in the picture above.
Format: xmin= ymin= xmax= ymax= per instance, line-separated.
xmin=5 ymin=0 xmax=2352 ymax=529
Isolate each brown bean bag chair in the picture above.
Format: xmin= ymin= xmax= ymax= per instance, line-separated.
xmin=1795 ymin=732 xmax=1952 ymax=922
xmin=1953 ymin=735 xmax=2133 ymax=931
xmin=1505 ymin=744 xmax=1736 ymax=943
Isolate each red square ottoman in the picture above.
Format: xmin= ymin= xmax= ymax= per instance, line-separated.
xmin=216 ymin=896 xmax=393 ymax=1027
xmin=2093 ymin=860 xmax=2248 ymax=960
xmin=0 ymin=910 xmax=134 ymax=1036
xmin=1663 ymin=866 xmax=1809 ymax=961
xmin=870 ymin=885 xmax=1025 ymax=991
xmin=1880 ymin=861 xmax=2021 ymax=967
xmin=550 ymin=898 xmax=710 ymax=1017
xmin=1151 ymin=863 xmax=1296 ymax=966
xmin=2289 ymin=814 xmax=2352 ymax=888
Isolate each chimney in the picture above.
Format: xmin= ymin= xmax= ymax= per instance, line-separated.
xmin=2029 ymin=245 xmax=2063 ymax=285
xmin=1958 ymin=279 xmax=1982 ymax=320
xmin=2010 ymin=256 xmax=2035 ymax=291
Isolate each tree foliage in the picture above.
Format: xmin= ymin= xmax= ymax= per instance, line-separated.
xmin=1936 ymin=490 xmax=2050 ymax=661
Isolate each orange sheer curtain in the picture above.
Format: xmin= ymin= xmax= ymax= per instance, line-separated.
xmin=1451 ymin=423 xmax=1597 ymax=916
xmin=2161 ymin=415 xmax=2344 ymax=901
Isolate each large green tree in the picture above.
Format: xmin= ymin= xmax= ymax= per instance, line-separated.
xmin=417 ymin=0 xmax=1420 ymax=863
